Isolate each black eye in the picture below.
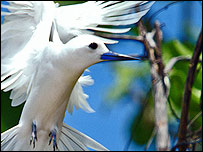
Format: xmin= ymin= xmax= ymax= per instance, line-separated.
xmin=88 ymin=42 xmax=98 ymax=50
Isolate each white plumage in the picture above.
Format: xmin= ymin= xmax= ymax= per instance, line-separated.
xmin=1 ymin=1 xmax=154 ymax=151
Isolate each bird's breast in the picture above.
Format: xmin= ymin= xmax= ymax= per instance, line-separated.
xmin=19 ymin=61 xmax=82 ymax=131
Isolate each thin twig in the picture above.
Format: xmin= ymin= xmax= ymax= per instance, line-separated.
xmin=148 ymin=1 xmax=183 ymax=23
xmin=145 ymin=127 xmax=157 ymax=150
xmin=171 ymin=138 xmax=202 ymax=151
xmin=95 ymin=32 xmax=144 ymax=42
xmin=168 ymin=97 xmax=180 ymax=122
xmin=123 ymin=135 xmax=132 ymax=151
xmin=187 ymin=111 xmax=202 ymax=129
xmin=177 ymin=29 xmax=202 ymax=151
xmin=123 ymin=89 xmax=152 ymax=151
xmin=164 ymin=56 xmax=202 ymax=74
xmin=186 ymin=127 xmax=202 ymax=139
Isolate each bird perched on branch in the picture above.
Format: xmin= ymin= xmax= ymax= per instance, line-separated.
xmin=1 ymin=1 xmax=154 ymax=151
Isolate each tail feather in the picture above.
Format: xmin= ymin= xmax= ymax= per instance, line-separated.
xmin=60 ymin=130 xmax=89 ymax=151
xmin=1 ymin=125 xmax=20 ymax=151
xmin=60 ymin=123 xmax=109 ymax=151
xmin=1 ymin=123 xmax=108 ymax=151
xmin=58 ymin=136 xmax=74 ymax=151
xmin=1 ymin=135 xmax=17 ymax=151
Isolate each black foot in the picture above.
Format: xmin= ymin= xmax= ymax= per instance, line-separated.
xmin=49 ymin=128 xmax=58 ymax=151
xmin=30 ymin=121 xmax=37 ymax=148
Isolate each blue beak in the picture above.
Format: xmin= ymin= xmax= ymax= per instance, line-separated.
xmin=101 ymin=52 xmax=141 ymax=61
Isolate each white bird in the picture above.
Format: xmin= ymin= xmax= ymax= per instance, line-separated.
xmin=1 ymin=1 xmax=154 ymax=151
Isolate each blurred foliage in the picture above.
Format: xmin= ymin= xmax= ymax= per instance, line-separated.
xmin=106 ymin=62 xmax=151 ymax=103
xmin=163 ymin=40 xmax=202 ymax=131
xmin=105 ymin=61 xmax=153 ymax=144
xmin=54 ymin=1 xmax=85 ymax=6
xmin=105 ymin=9 xmax=202 ymax=148
xmin=1 ymin=91 xmax=24 ymax=132
xmin=106 ymin=38 xmax=202 ymax=149
xmin=1 ymin=1 xmax=202 ymax=151
xmin=130 ymin=89 xmax=155 ymax=145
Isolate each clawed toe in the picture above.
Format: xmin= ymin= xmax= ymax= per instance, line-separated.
xmin=30 ymin=121 xmax=37 ymax=148
xmin=49 ymin=128 xmax=58 ymax=151
xmin=29 ymin=122 xmax=58 ymax=151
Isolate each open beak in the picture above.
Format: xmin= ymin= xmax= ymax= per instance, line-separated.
xmin=101 ymin=51 xmax=141 ymax=61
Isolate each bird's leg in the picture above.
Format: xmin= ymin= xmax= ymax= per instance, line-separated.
xmin=30 ymin=121 xmax=37 ymax=148
xmin=49 ymin=128 xmax=58 ymax=151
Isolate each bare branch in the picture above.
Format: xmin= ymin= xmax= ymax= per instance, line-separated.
xmin=168 ymin=97 xmax=180 ymax=121
xmin=154 ymin=21 xmax=167 ymax=95
xmin=164 ymin=56 xmax=202 ymax=74
xmin=186 ymin=127 xmax=202 ymax=139
xmin=123 ymin=135 xmax=132 ymax=151
xmin=145 ymin=127 xmax=157 ymax=150
xmin=148 ymin=1 xmax=184 ymax=23
xmin=187 ymin=111 xmax=202 ymax=129
xmin=177 ymin=29 xmax=202 ymax=151
xmin=172 ymin=138 xmax=202 ymax=151
xmin=123 ymin=89 xmax=152 ymax=151
xmin=95 ymin=32 xmax=144 ymax=42
xmin=138 ymin=20 xmax=170 ymax=151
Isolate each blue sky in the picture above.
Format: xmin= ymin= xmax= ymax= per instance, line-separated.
xmin=1 ymin=1 xmax=202 ymax=151
xmin=63 ymin=2 xmax=202 ymax=151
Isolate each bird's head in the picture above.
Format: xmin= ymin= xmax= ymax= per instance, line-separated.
xmin=63 ymin=34 xmax=140 ymax=71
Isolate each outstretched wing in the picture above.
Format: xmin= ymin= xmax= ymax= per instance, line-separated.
xmin=1 ymin=1 xmax=55 ymax=60
xmin=1 ymin=2 xmax=95 ymax=115
xmin=1 ymin=1 xmax=56 ymax=106
xmin=55 ymin=1 xmax=155 ymax=43
xmin=1 ymin=1 xmax=155 ymax=115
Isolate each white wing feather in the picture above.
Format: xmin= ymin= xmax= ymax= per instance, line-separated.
xmin=1 ymin=1 xmax=154 ymax=150
xmin=68 ymin=75 xmax=95 ymax=115
xmin=1 ymin=1 xmax=155 ymax=114
xmin=1 ymin=1 xmax=96 ymax=115
xmin=55 ymin=1 xmax=155 ymax=43
xmin=1 ymin=1 xmax=55 ymax=107
xmin=60 ymin=123 xmax=108 ymax=151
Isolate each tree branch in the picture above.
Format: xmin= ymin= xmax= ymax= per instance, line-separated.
xmin=187 ymin=111 xmax=202 ymax=129
xmin=168 ymin=97 xmax=180 ymax=121
xmin=155 ymin=21 xmax=165 ymax=76
xmin=186 ymin=127 xmax=202 ymax=139
xmin=172 ymin=138 xmax=202 ymax=151
xmin=145 ymin=127 xmax=157 ymax=150
xmin=164 ymin=56 xmax=202 ymax=74
xmin=177 ymin=29 xmax=202 ymax=151
xmin=95 ymin=32 xmax=144 ymax=42
xmin=123 ymin=135 xmax=132 ymax=151
xmin=138 ymin=20 xmax=170 ymax=151
xmin=124 ymin=89 xmax=152 ymax=151
xmin=148 ymin=1 xmax=183 ymax=23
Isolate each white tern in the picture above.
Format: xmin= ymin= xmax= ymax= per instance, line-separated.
xmin=1 ymin=1 xmax=154 ymax=151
